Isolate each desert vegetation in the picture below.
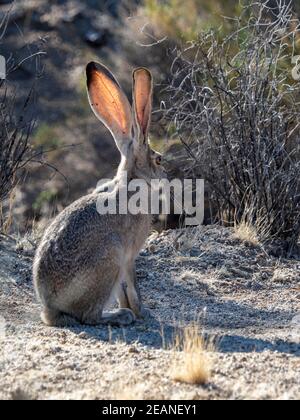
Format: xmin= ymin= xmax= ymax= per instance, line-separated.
xmin=161 ymin=1 xmax=300 ymax=253
xmin=0 ymin=0 xmax=299 ymax=402
xmin=0 ymin=14 xmax=43 ymax=231
xmin=171 ymin=323 xmax=213 ymax=385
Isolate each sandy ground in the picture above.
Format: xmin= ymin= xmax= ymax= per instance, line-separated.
xmin=0 ymin=226 xmax=299 ymax=400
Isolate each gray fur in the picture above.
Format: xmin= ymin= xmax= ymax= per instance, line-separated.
xmin=33 ymin=63 xmax=163 ymax=327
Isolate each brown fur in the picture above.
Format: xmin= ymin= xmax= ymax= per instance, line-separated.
xmin=33 ymin=62 xmax=163 ymax=327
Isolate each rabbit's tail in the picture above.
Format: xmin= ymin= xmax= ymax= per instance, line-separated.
xmin=41 ymin=307 xmax=80 ymax=327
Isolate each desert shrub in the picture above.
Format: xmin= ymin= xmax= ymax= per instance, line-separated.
xmin=0 ymin=82 xmax=34 ymax=205
xmin=164 ymin=0 xmax=300 ymax=252
xmin=142 ymin=0 xmax=241 ymax=42
xmin=0 ymin=11 xmax=45 ymax=231
xmin=119 ymin=0 xmax=240 ymax=97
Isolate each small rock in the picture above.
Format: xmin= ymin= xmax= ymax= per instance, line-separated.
xmin=190 ymin=248 xmax=200 ymax=257
xmin=148 ymin=245 xmax=156 ymax=254
xmin=128 ymin=346 xmax=139 ymax=354
xmin=78 ymin=332 xmax=89 ymax=340
xmin=140 ymin=250 xmax=148 ymax=257
xmin=49 ymin=346 xmax=62 ymax=354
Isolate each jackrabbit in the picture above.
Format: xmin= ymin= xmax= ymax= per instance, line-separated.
xmin=33 ymin=62 xmax=164 ymax=327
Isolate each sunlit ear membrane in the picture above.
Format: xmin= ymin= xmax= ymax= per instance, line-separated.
xmin=132 ymin=67 xmax=153 ymax=142
xmin=86 ymin=62 xmax=132 ymax=153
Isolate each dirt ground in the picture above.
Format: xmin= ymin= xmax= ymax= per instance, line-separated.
xmin=0 ymin=226 xmax=299 ymax=400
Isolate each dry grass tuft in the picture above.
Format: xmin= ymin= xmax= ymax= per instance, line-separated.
xmin=234 ymin=222 xmax=260 ymax=247
xmin=170 ymin=324 xmax=213 ymax=385
xmin=272 ymin=267 xmax=297 ymax=284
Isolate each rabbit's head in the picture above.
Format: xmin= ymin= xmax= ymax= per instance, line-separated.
xmin=86 ymin=62 xmax=164 ymax=182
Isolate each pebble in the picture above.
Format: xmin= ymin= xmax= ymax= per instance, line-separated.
xmin=78 ymin=332 xmax=89 ymax=340
xmin=190 ymin=248 xmax=201 ymax=257
xmin=148 ymin=245 xmax=156 ymax=254
xmin=128 ymin=346 xmax=139 ymax=354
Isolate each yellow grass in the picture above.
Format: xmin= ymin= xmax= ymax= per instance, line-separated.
xmin=234 ymin=221 xmax=260 ymax=246
xmin=170 ymin=323 xmax=213 ymax=385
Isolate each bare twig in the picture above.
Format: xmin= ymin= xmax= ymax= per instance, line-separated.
xmin=0 ymin=9 xmax=46 ymax=231
xmin=164 ymin=0 xmax=300 ymax=252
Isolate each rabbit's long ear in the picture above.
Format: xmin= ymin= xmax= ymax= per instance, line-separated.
xmin=86 ymin=62 xmax=132 ymax=153
xmin=132 ymin=68 xmax=153 ymax=143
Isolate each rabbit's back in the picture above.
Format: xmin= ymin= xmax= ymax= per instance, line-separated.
xmin=33 ymin=193 xmax=151 ymax=300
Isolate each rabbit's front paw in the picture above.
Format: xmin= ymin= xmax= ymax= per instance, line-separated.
xmin=117 ymin=308 xmax=136 ymax=326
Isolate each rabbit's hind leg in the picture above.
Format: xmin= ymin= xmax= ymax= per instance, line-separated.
xmin=82 ymin=305 xmax=136 ymax=326
xmin=81 ymin=263 xmax=136 ymax=327
xmin=41 ymin=302 xmax=135 ymax=327
xmin=101 ymin=308 xmax=136 ymax=326
xmin=41 ymin=307 xmax=81 ymax=327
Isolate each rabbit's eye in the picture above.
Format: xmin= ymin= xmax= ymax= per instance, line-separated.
xmin=155 ymin=156 xmax=162 ymax=165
